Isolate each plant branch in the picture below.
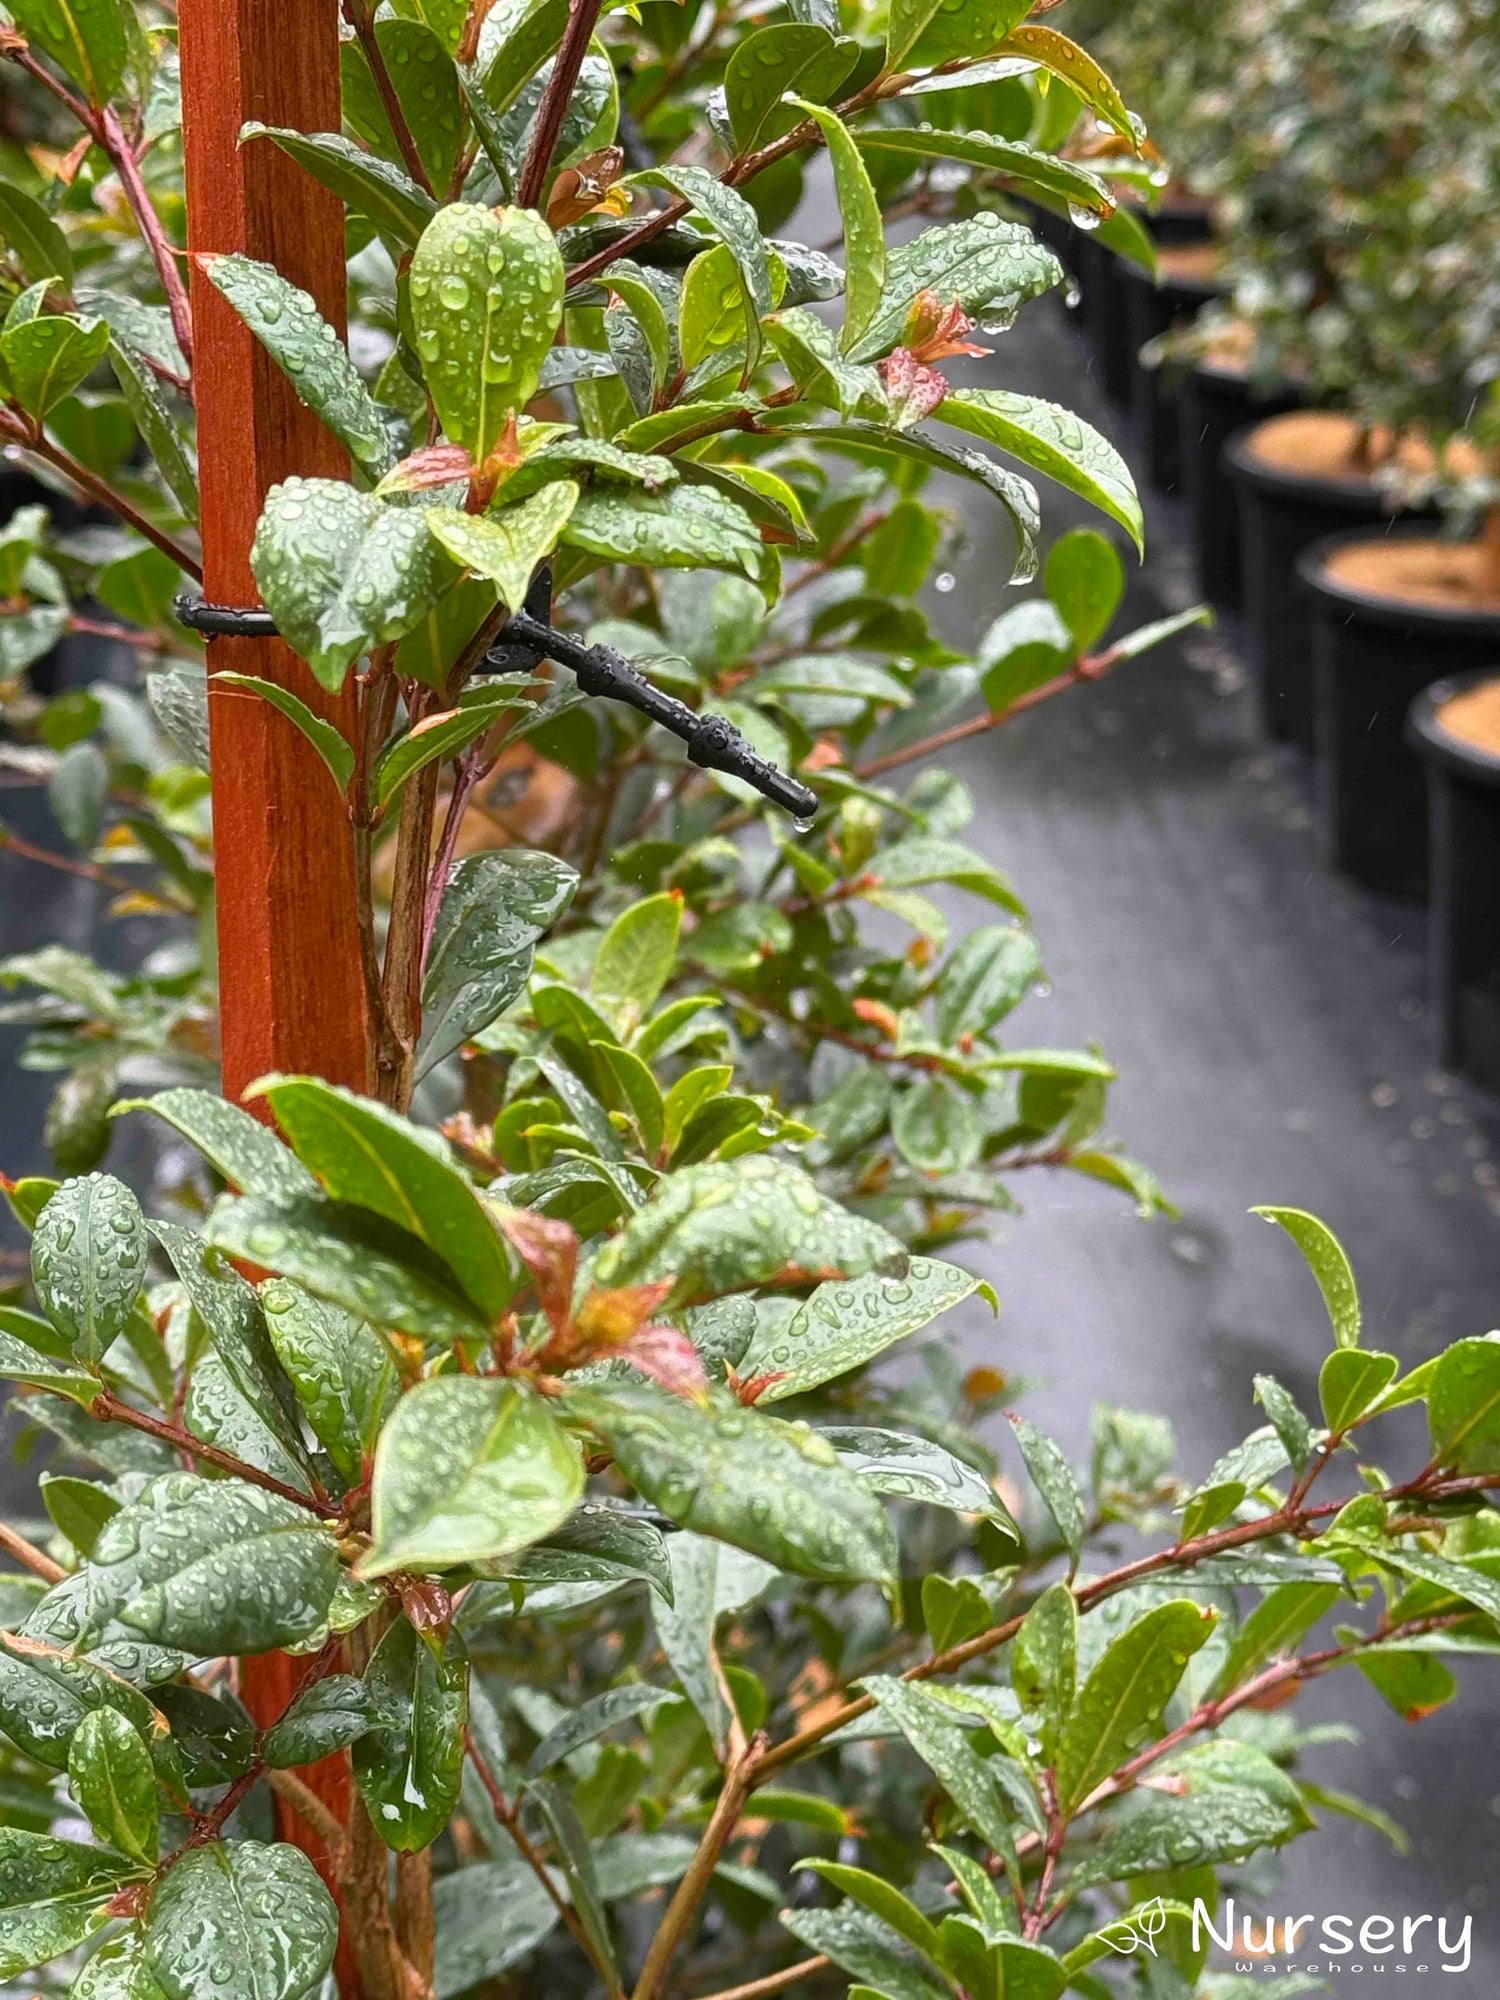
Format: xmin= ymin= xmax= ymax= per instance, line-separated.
xmin=0 ymin=1518 xmax=67 ymax=1584
xmin=856 ymin=652 xmax=1120 ymax=784
xmin=633 ymin=1727 xmax=763 ymax=2000
xmin=344 ymin=0 xmax=437 ymax=197
xmin=0 ymin=823 xmax=173 ymax=902
xmin=692 ymin=1961 xmax=832 ymax=2000
xmin=0 ymin=415 xmax=202 ymax=581
xmin=465 ymin=1728 xmax=624 ymax=1997
xmin=91 ymin=1390 xmax=339 ymax=1516
xmin=518 ymin=0 xmax=609 ymax=208
xmin=100 ymin=106 xmax=194 ymax=371
xmin=268 ymin=1768 xmax=351 ymax=1868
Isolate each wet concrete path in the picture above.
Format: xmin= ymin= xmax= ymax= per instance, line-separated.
xmin=937 ymin=290 xmax=1500 ymax=1988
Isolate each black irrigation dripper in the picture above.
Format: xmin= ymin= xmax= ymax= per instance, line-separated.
xmin=174 ymin=574 xmax=818 ymax=823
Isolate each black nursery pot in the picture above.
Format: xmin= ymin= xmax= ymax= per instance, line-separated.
xmin=1409 ymin=675 xmax=1500 ymax=1090
xmin=1225 ymin=427 xmax=1415 ymax=751
xmin=1298 ymin=528 xmax=1500 ymax=901
xmin=1120 ymin=262 xmax=1221 ymax=493
xmin=1180 ymin=361 xmax=1300 ymax=613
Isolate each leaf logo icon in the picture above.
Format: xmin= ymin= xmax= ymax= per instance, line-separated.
xmin=1099 ymin=1896 xmax=1168 ymax=1956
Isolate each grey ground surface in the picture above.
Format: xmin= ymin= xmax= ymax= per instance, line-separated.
xmin=931 ymin=290 xmax=1500 ymax=1992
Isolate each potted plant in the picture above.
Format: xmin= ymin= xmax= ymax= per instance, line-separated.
xmin=1409 ymin=669 xmax=1500 ymax=1089
xmin=1210 ymin=0 xmax=1495 ymax=766
xmin=0 ymin=4 xmax=1497 ymax=1999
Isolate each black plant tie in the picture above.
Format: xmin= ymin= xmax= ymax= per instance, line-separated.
xmin=176 ymin=581 xmax=819 ymax=823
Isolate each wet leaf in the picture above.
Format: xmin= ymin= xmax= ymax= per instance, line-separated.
xmin=591 ymin=893 xmax=682 ymax=1035
xmin=206 ymin=1193 xmax=491 ymax=1342
xmin=859 ymin=1675 xmax=1024 ymax=1869
xmin=1007 ymin=1413 xmax=1086 ymax=1565
xmin=259 ymin=1278 xmax=399 ymax=1485
xmin=791 ymin=100 xmax=883 ymax=353
xmin=243 ymin=124 xmax=437 ymax=245
xmin=203 ymin=255 xmax=397 ymax=477
xmin=1252 ymin=1206 xmax=1361 ymax=1349
xmin=249 ymin=1076 xmax=515 ymax=1318
xmin=143 ymin=1840 xmax=338 ymax=2000
xmin=363 ymin=1375 xmax=583 ymax=1577
xmin=1055 ymin=1600 xmax=1216 ymax=1813
xmin=1427 ymin=1336 xmax=1500 ymax=1472
xmin=1318 ymin=1347 xmax=1397 ymax=1432
xmin=0 ymin=1827 xmax=142 ymax=1981
xmin=848 ymin=213 xmax=1061 ymax=364
xmin=31 ymin=1174 xmax=147 ymax=1367
xmin=938 ymin=389 xmax=1141 ymax=551
xmin=119 ymin=1088 xmax=320 ymax=1205
xmin=524 ymin=1682 xmax=676 ymax=1776
xmin=726 ymin=24 xmax=855 ymax=154
xmin=0 ymin=1632 xmax=167 ymax=1771
xmin=83 ymin=1473 xmax=340 ymax=1657
xmin=432 ymin=1856 xmax=560 ymax=1997
xmin=563 ymin=484 xmax=767 ymax=585
xmin=569 ymin=1382 xmax=898 ymax=1590
xmin=420 ymin=847 xmax=578 ymax=1075
xmin=0 ymin=313 xmax=109 ymax=420
xmin=67 ymin=1707 xmax=158 ymax=1866
xmin=353 ymin=1618 xmax=468 ymax=1852
xmin=426 ymin=481 xmax=579 ymax=613
xmin=410 ymin=204 xmax=564 ymax=459
xmin=592 ymin=1155 xmax=904 ymax=1307
xmin=821 ymin=1426 xmax=1018 ymax=1540
xmin=262 ymin=1674 xmax=376 ymax=1769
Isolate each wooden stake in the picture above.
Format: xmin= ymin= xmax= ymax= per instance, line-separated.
xmin=178 ymin=4 xmax=368 ymax=1983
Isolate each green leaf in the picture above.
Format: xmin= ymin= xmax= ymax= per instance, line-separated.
xmin=591 ymin=1155 xmax=904 ymax=1306
xmin=1044 ymin=529 xmax=1125 ymax=651
xmin=364 ymin=1375 xmax=583 ymax=1577
xmin=30 ymin=1173 xmax=146 ymax=1367
xmin=1054 ymin=1600 xmax=1215 ymax=1813
xmin=523 ymin=1683 xmax=675 ymax=1776
xmin=261 ymin=1674 xmax=376 ymax=1769
xmin=780 ymin=1908 xmax=951 ymax=2000
xmin=118 ymin=1088 xmax=318 ymax=1204
xmin=67 ymin=1708 xmax=157 ymax=1867
xmin=740 ymin=1258 xmax=991 ymax=1401
xmin=0 ymin=313 xmax=109 ymax=422
xmin=849 ymin=212 xmax=1060 ymax=364
xmin=859 ymin=128 xmax=1112 ymax=220
xmin=764 ymin=306 xmax=885 ymax=418
xmin=361 ymin=18 xmax=464 ymax=190
xmin=1210 ymin=1583 xmax=1341 ymax=1700
xmin=7 ymin=0 xmax=127 ymax=104
xmin=590 ymin=892 xmax=682 ymax=1035
xmin=1253 ymin=1372 xmax=1317 ymax=1473
xmin=0 ymin=182 xmax=72 ymax=286
xmin=726 ymin=25 xmax=855 ymax=153
xmin=202 ymin=255 xmax=397 ymax=478
xmin=1356 ymin=1649 xmax=1458 ymax=1722
xmin=425 ymin=480 xmax=579 ymax=613
xmin=1012 ymin=1581 xmax=1076 ymax=1757
xmin=859 ymin=1675 xmax=1024 ymax=1866
xmin=410 ymin=203 xmax=564 ymax=458
xmin=260 ymin=1278 xmax=398 ymax=1484
xmin=0 ymin=1310 xmax=105 ymax=1406
xmin=790 ymin=99 xmax=883 ymax=354
xmin=242 ymin=123 xmax=437 ymax=245
xmin=934 ymin=925 xmax=1039 ymax=1043
xmin=85 ymin=1473 xmax=340 ymax=1656
xmin=67 ymin=1934 xmax=171 ymax=1999
xmin=903 ymin=0 xmax=1031 ymax=64
xmin=1071 ymin=1741 xmax=1311 ymax=1886
xmin=563 ymin=484 xmax=767 ymax=585
xmin=0 ymin=1827 xmax=140 ymax=1980
xmin=821 ymin=1426 xmax=1019 ymax=1540
xmin=212 ymin=672 xmax=355 ymax=795
xmin=892 ymin=1074 xmax=982 ymax=1174
xmin=994 ymin=24 xmax=1138 ymax=145
xmin=1106 ymin=602 xmax=1214 ymax=660
xmin=372 ymin=679 xmax=538 ymax=810
xmin=353 ymin=1618 xmax=468 ymax=1852
xmin=802 ymin=1861 xmax=943 ymax=1961
xmin=254 ymin=482 xmax=442 ymax=691
xmin=420 ymin=847 xmax=579 ymax=1075
xmin=250 ymin=1076 xmax=515 ymax=1318
xmin=1007 ymin=1412 xmax=1086 ymax=1565
xmin=936 ymin=390 xmax=1141 ymax=552
xmin=432 ymin=1856 xmax=561 ymax=1995
xmin=0 ymin=1632 xmax=168 ymax=1771
xmin=108 ymin=339 xmax=198 ymax=522
xmin=207 ymin=1193 xmax=493 ymax=1341
xmin=41 ymin=1473 xmax=119 ymax=1557
xmin=1427 ymin=1336 xmax=1500 ymax=1472
xmin=569 ymin=1382 xmax=899 ymax=1589
xmin=1318 ymin=1347 xmax=1398 ymax=1433
xmin=143 ymin=1840 xmax=338 ymax=2000
xmin=633 ymin=164 xmax=771 ymax=374
xmin=1252 ymin=1205 xmax=1361 ymax=1348
xmin=1346 ymin=1544 xmax=1500 ymax=1628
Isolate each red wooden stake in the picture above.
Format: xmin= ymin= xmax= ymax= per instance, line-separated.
xmin=178 ymin=0 xmax=367 ymax=1978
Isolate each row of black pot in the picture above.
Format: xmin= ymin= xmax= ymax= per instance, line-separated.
xmin=1051 ymin=212 xmax=1500 ymax=1096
